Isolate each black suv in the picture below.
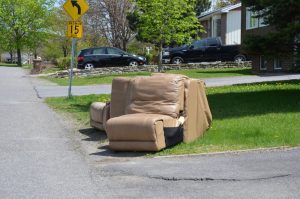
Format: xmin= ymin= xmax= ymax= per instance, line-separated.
xmin=77 ymin=47 xmax=146 ymax=69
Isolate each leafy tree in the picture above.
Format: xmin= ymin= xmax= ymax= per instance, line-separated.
xmin=0 ymin=30 xmax=15 ymax=63
xmin=242 ymin=0 xmax=300 ymax=57
xmin=0 ymin=0 xmax=54 ymax=66
xmin=84 ymin=0 xmax=135 ymax=51
xmin=215 ymin=0 xmax=239 ymax=9
xmin=129 ymin=0 xmax=203 ymax=71
xmin=195 ymin=0 xmax=211 ymax=16
xmin=48 ymin=6 xmax=72 ymax=58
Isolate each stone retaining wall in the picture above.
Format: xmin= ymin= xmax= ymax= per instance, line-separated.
xmin=49 ymin=61 xmax=252 ymax=78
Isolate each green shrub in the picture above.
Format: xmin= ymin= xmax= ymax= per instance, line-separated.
xmin=145 ymin=53 xmax=154 ymax=64
xmin=56 ymin=57 xmax=71 ymax=70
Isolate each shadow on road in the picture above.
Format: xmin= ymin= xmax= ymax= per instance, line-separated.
xmin=79 ymin=128 xmax=107 ymax=142
xmin=79 ymin=128 xmax=146 ymax=158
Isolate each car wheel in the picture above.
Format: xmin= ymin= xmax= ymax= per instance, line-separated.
xmin=234 ymin=55 xmax=246 ymax=63
xmin=171 ymin=57 xmax=184 ymax=64
xmin=129 ymin=60 xmax=138 ymax=67
xmin=84 ymin=63 xmax=94 ymax=70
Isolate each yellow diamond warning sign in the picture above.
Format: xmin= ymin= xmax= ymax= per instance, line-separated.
xmin=63 ymin=0 xmax=89 ymax=21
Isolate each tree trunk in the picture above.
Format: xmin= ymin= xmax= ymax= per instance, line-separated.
xmin=9 ymin=51 xmax=13 ymax=64
xmin=34 ymin=49 xmax=37 ymax=59
xmin=122 ymin=40 xmax=127 ymax=51
xmin=158 ymin=43 xmax=163 ymax=72
xmin=63 ymin=47 xmax=67 ymax=57
xmin=17 ymin=48 xmax=22 ymax=67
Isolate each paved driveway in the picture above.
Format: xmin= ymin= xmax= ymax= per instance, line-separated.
xmin=1 ymin=67 xmax=299 ymax=198
xmin=31 ymin=73 xmax=300 ymax=98
xmin=0 ymin=67 xmax=100 ymax=198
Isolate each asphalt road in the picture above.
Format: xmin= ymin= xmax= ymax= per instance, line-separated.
xmin=31 ymin=73 xmax=300 ymax=98
xmin=1 ymin=67 xmax=300 ymax=198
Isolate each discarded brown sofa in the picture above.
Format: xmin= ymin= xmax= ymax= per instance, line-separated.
xmin=90 ymin=73 xmax=212 ymax=151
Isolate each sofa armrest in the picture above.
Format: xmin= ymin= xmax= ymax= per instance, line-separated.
xmin=90 ymin=102 xmax=110 ymax=131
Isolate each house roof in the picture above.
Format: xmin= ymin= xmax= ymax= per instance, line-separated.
xmin=199 ymin=3 xmax=241 ymax=21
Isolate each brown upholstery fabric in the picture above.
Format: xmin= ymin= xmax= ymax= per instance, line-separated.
xmin=126 ymin=75 xmax=185 ymax=118
xmin=151 ymin=73 xmax=188 ymax=111
xmin=106 ymin=113 xmax=173 ymax=141
xmin=91 ymin=74 xmax=213 ymax=151
xmin=110 ymin=77 xmax=131 ymax=118
xmin=183 ymin=79 xmax=212 ymax=143
xmin=90 ymin=102 xmax=110 ymax=131
xmin=90 ymin=120 xmax=104 ymax=131
xmin=90 ymin=102 xmax=106 ymax=123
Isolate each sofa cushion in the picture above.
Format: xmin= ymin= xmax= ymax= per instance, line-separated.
xmin=90 ymin=102 xmax=106 ymax=123
xmin=110 ymin=77 xmax=131 ymax=118
xmin=151 ymin=73 xmax=188 ymax=111
xmin=126 ymin=75 xmax=185 ymax=118
xmin=90 ymin=102 xmax=110 ymax=131
xmin=106 ymin=113 xmax=173 ymax=142
xmin=183 ymin=79 xmax=212 ymax=143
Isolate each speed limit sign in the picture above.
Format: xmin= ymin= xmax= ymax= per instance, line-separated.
xmin=67 ymin=21 xmax=83 ymax=38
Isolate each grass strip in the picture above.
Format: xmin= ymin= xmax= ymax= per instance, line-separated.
xmin=43 ymin=72 xmax=151 ymax=86
xmin=43 ymin=67 xmax=252 ymax=86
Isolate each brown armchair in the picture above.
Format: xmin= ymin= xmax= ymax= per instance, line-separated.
xmin=89 ymin=73 xmax=212 ymax=152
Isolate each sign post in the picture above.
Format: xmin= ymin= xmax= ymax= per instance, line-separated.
xmin=63 ymin=0 xmax=89 ymax=98
xmin=68 ymin=38 xmax=76 ymax=98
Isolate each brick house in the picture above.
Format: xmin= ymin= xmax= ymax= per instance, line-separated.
xmin=199 ymin=3 xmax=242 ymax=45
xmin=241 ymin=5 xmax=295 ymax=73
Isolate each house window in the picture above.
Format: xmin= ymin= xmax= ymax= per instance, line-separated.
xmin=274 ymin=58 xmax=282 ymax=70
xmin=260 ymin=56 xmax=267 ymax=70
xmin=246 ymin=8 xmax=258 ymax=29
xmin=246 ymin=7 xmax=268 ymax=30
xmin=212 ymin=15 xmax=221 ymax=37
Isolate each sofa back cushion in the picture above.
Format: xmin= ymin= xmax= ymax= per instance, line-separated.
xmin=126 ymin=75 xmax=185 ymax=118
xmin=151 ymin=73 xmax=187 ymax=111
xmin=110 ymin=77 xmax=131 ymax=118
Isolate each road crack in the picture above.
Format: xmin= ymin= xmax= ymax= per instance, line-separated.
xmin=148 ymin=174 xmax=291 ymax=182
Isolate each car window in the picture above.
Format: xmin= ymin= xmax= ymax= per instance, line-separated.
xmin=107 ymin=48 xmax=125 ymax=55
xmin=192 ymin=40 xmax=207 ymax=49
xmin=92 ymin=48 xmax=106 ymax=55
xmin=207 ymin=38 xmax=218 ymax=47
xmin=79 ymin=49 xmax=92 ymax=56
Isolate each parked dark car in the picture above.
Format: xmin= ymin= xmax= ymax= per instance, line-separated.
xmin=77 ymin=47 xmax=146 ymax=69
xmin=162 ymin=37 xmax=247 ymax=64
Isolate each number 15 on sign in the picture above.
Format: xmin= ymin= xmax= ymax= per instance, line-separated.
xmin=67 ymin=21 xmax=83 ymax=38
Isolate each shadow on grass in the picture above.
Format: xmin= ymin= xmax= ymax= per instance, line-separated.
xmin=208 ymin=89 xmax=300 ymax=119
xmin=196 ymin=68 xmax=252 ymax=75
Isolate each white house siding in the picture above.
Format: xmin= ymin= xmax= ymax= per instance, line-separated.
xmin=226 ymin=10 xmax=241 ymax=45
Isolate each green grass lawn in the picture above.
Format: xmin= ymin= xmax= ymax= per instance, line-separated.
xmin=43 ymin=67 xmax=252 ymax=86
xmin=43 ymin=72 xmax=151 ymax=86
xmin=0 ymin=62 xmax=33 ymax=69
xmin=45 ymin=80 xmax=300 ymax=155
xmin=0 ymin=62 xmax=18 ymax=67
xmin=167 ymin=67 xmax=252 ymax=78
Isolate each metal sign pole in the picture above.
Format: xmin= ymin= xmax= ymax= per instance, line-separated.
xmin=68 ymin=38 xmax=76 ymax=98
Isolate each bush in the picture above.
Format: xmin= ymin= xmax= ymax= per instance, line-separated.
xmin=145 ymin=53 xmax=154 ymax=64
xmin=56 ymin=57 xmax=71 ymax=70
